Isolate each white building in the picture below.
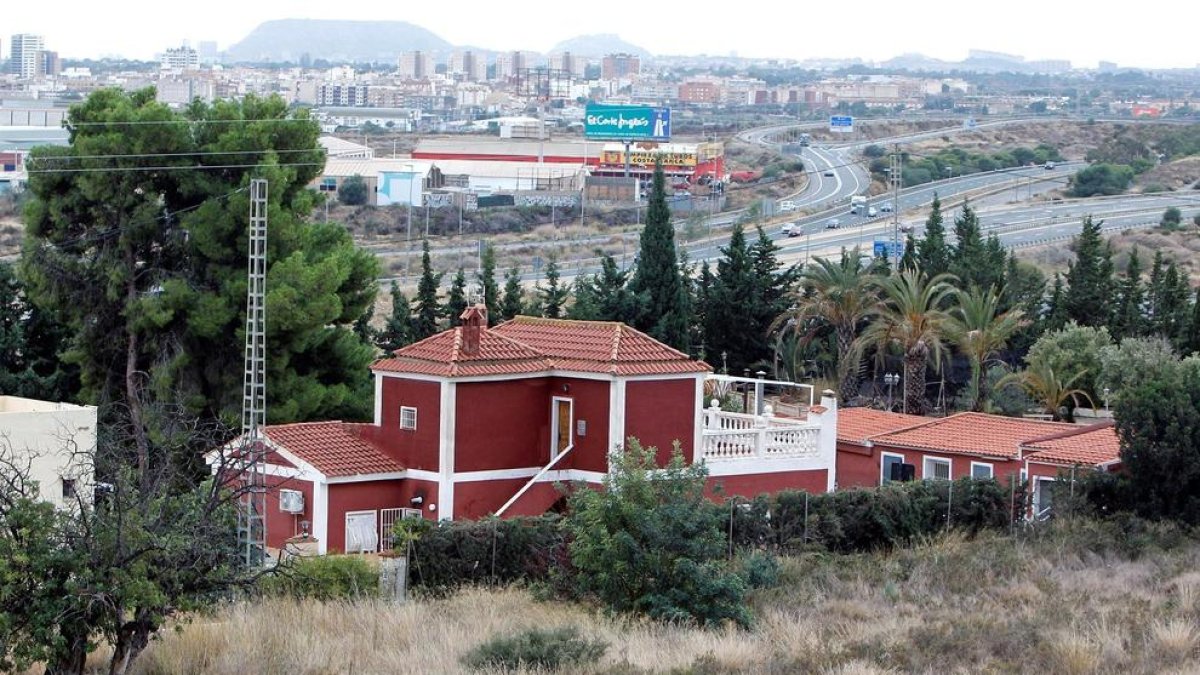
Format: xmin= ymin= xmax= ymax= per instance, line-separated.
xmin=0 ymin=396 xmax=96 ymax=509
xmin=160 ymin=45 xmax=200 ymax=71
xmin=10 ymin=34 xmax=45 ymax=79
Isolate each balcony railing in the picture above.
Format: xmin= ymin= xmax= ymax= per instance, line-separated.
xmin=700 ymin=407 xmax=820 ymax=460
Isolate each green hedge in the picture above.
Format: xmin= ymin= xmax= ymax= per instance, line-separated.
xmin=725 ymin=478 xmax=1020 ymax=553
xmin=408 ymin=515 xmax=568 ymax=591
xmin=259 ymin=554 xmax=379 ymax=600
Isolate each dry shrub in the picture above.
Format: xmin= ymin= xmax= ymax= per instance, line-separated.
xmin=1045 ymin=630 xmax=1103 ymax=675
xmin=1149 ymin=619 xmax=1199 ymax=664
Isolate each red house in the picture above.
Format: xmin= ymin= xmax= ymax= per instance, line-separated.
xmin=836 ymin=408 xmax=1122 ymax=517
xmin=214 ymin=307 xmax=839 ymax=554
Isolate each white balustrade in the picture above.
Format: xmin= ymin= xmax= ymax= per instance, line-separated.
xmin=701 ymin=405 xmax=820 ymax=461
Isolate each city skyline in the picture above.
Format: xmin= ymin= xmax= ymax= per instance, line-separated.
xmin=4 ymin=1 xmax=1197 ymax=70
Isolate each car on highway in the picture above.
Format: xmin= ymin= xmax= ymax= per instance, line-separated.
xmin=899 ymin=223 xmax=914 ymax=233
xmin=781 ymin=222 xmax=802 ymax=237
xmin=826 ymin=218 xmax=841 ymax=229
xmin=1044 ymin=161 xmax=1056 ymax=170
xmin=780 ymin=200 xmax=797 ymax=212
xmin=867 ymin=206 xmax=878 ymax=218
xmin=823 ymin=170 xmax=835 ymax=177
xmin=880 ymin=202 xmax=894 ymax=213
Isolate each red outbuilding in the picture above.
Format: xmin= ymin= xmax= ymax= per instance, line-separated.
xmin=214 ymin=306 xmax=839 ymax=554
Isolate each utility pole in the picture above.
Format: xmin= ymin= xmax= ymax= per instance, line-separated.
xmin=239 ymin=178 xmax=268 ymax=568
xmin=890 ymin=145 xmax=902 ymax=268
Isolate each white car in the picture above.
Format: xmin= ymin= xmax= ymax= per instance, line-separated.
xmin=867 ymin=206 xmax=878 ymax=218
xmin=899 ymin=223 xmax=914 ymax=233
xmin=880 ymin=202 xmax=894 ymax=213
xmin=781 ymin=222 xmax=801 ymax=237
xmin=780 ymin=200 xmax=797 ymax=212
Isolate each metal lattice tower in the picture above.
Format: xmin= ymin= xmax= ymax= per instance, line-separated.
xmin=239 ymin=178 xmax=268 ymax=566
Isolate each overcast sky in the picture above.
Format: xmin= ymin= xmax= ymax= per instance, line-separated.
xmin=4 ymin=1 xmax=1195 ymax=69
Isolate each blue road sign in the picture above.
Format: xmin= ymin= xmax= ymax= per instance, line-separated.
xmin=829 ymin=115 xmax=854 ymax=133
xmin=873 ymin=240 xmax=895 ymax=258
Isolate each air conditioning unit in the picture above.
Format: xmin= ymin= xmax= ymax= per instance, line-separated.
xmin=279 ymin=489 xmax=305 ymax=514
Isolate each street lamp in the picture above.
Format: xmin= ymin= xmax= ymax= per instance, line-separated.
xmin=883 ymin=373 xmax=900 ymax=411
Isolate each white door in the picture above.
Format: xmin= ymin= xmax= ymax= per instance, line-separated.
xmin=345 ymin=510 xmax=379 ymax=553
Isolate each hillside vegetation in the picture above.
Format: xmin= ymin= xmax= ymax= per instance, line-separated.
xmin=120 ymin=520 xmax=1199 ymax=674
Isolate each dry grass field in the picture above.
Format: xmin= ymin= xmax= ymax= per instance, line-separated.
xmin=77 ymin=521 xmax=1199 ymax=675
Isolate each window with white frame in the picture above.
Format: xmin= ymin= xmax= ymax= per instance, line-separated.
xmin=923 ymin=456 xmax=952 ymax=481
xmin=970 ymin=462 xmax=994 ymax=480
xmin=881 ymin=453 xmax=906 ymax=484
xmin=399 ymin=406 xmax=417 ymax=430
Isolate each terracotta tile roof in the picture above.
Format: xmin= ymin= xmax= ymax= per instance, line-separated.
xmin=1023 ymin=422 xmax=1121 ymax=467
xmin=871 ymin=412 xmax=1077 ymax=460
xmin=263 ymin=421 xmax=402 ymax=478
xmin=837 ymin=407 xmax=928 ymax=445
xmin=373 ymin=315 xmax=709 ymax=378
xmin=372 ymin=326 xmax=553 ymax=378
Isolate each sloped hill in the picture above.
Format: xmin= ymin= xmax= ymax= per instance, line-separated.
xmin=227 ymin=19 xmax=451 ymax=63
xmin=549 ymin=34 xmax=651 ymax=59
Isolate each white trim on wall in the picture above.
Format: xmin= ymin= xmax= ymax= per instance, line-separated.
xmin=923 ymin=455 xmax=953 ymax=480
xmin=312 ymin=481 xmax=329 ymax=555
xmin=374 ymin=374 xmax=383 ymax=426
xmin=438 ymin=381 xmax=457 ymax=520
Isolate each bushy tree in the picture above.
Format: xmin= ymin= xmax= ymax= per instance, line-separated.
xmin=1063 ymin=216 xmax=1114 ymax=328
xmin=477 ymin=243 xmax=500 ymax=325
xmin=915 ymin=194 xmax=950 ymax=277
xmin=1024 ymin=322 xmax=1112 ymax=405
xmin=1109 ymin=247 xmax=1146 ymax=340
xmin=1114 ymin=357 xmax=1200 ymax=524
xmin=1160 ymin=206 xmax=1183 ymax=230
xmin=569 ymin=253 xmax=642 ymax=325
xmin=565 ymin=439 xmax=751 ymax=628
xmin=376 ymin=281 xmax=412 ymax=353
xmin=336 ymin=174 xmax=369 ymax=206
xmin=0 ymin=262 xmax=78 ymax=401
xmin=1069 ymin=163 xmax=1135 ymax=197
xmin=537 ymin=256 xmax=569 ymax=319
xmin=1097 ymin=337 xmax=1178 ymax=407
xmin=501 ymin=267 xmax=526 ymax=321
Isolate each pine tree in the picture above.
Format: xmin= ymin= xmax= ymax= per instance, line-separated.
xmin=629 ymin=162 xmax=688 ymax=349
xmin=706 ymin=224 xmax=757 ymax=372
xmin=538 ymin=256 xmax=570 ymax=319
xmin=447 ymin=268 xmax=468 ymax=327
xmin=749 ymin=226 xmax=794 ymax=362
xmin=1063 ymin=215 xmax=1114 ymax=327
xmin=376 ymin=281 xmax=413 ymax=352
xmin=412 ymin=240 xmax=443 ymax=341
xmin=501 ymin=267 xmax=525 ymax=321
xmin=1162 ymin=262 xmax=1191 ymax=343
xmin=477 ymin=243 xmax=501 ymax=325
xmin=1109 ymin=247 xmax=1145 ymax=340
xmin=693 ymin=260 xmax=715 ymax=361
xmin=1147 ymin=250 xmax=1167 ymax=334
xmin=916 ymin=193 xmax=950 ymax=277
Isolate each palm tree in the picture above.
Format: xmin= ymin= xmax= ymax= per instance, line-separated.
xmin=854 ymin=267 xmax=957 ymax=415
xmin=998 ymin=363 xmax=1094 ymax=421
xmin=772 ymin=248 xmax=876 ymax=402
xmin=946 ymin=286 xmax=1028 ymax=412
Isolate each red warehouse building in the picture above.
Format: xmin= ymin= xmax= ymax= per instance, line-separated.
xmin=214 ymin=306 xmax=838 ymax=555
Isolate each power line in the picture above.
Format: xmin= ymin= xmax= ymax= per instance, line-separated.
xmin=64 ymin=117 xmax=316 ymax=128
xmin=24 ymin=161 xmax=326 ymax=175
xmin=29 ymin=148 xmax=326 ymax=162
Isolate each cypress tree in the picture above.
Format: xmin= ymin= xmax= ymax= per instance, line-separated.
xmin=949 ymin=198 xmax=984 ymax=286
xmin=1042 ymin=273 xmax=1069 ymax=333
xmin=412 ymin=239 xmax=443 ymax=340
xmin=477 ymin=243 xmax=501 ymax=325
xmin=694 ymin=260 xmax=715 ymax=360
xmin=916 ymin=193 xmax=950 ymax=277
xmin=1110 ymin=247 xmax=1145 ymax=340
xmin=1064 ymin=215 xmax=1113 ymax=327
xmin=707 ymin=224 xmax=757 ymax=372
xmin=447 ymin=268 xmax=468 ymax=327
xmin=1147 ymin=250 xmax=1167 ymax=334
xmin=1162 ymin=262 xmax=1191 ymax=343
xmin=900 ymin=233 xmax=918 ymax=271
xmin=629 ymin=162 xmax=688 ymax=349
xmin=1185 ymin=287 xmax=1200 ymax=356
xmin=501 ymin=267 xmax=525 ymax=321
xmin=750 ymin=226 xmax=793 ymax=360
xmin=538 ymin=256 xmax=570 ymax=319
xmin=376 ymin=281 xmax=413 ymax=353
xmin=569 ymin=253 xmax=641 ymax=324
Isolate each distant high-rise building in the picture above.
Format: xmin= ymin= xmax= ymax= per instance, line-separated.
xmin=548 ymin=51 xmax=586 ymax=78
xmin=398 ymin=50 xmax=429 ymax=80
xmin=495 ymin=51 xmax=527 ymax=80
xmin=10 ymin=34 xmax=46 ymax=79
xmin=601 ymin=53 xmax=640 ymax=80
xmin=160 ymin=45 xmax=200 ymax=70
xmin=198 ymin=41 xmax=220 ymax=64
xmin=449 ymin=50 xmax=484 ymax=81
xmin=39 ymin=50 xmax=61 ymax=77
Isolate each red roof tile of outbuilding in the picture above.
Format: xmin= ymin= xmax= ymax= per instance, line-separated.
xmin=373 ymin=315 xmax=710 ymax=378
xmin=871 ymin=412 xmax=1077 ymax=460
xmin=263 ymin=422 xmax=402 ymax=478
xmin=837 ymin=407 xmax=928 ymax=445
xmin=1022 ymin=422 xmax=1121 ymax=467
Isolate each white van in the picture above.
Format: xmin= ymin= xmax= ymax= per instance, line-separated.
xmin=867 ymin=206 xmax=878 ymax=218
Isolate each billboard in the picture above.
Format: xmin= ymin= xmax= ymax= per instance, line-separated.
xmin=585 ymin=104 xmax=671 ymax=141
xmin=600 ymin=148 xmax=698 ymax=168
xmin=830 ymin=115 xmax=854 ymax=133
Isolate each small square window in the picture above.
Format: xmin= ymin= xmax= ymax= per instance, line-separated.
xmin=399 ymin=406 xmax=417 ymax=430
xmin=923 ymin=457 xmax=951 ymax=481
xmin=62 ymin=478 xmax=76 ymax=499
xmin=971 ymin=462 xmax=994 ymax=480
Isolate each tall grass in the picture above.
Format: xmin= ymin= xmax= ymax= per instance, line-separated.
xmin=129 ymin=521 xmax=1199 ymax=674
